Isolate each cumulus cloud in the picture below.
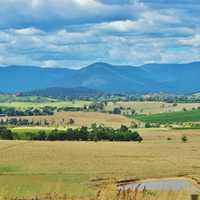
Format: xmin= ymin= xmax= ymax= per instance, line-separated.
xmin=0 ymin=0 xmax=199 ymax=67
xmin=179 ymin=34 xmax=200 ymax=47
xmin=0 ymin=0 xmax=145 ymax=30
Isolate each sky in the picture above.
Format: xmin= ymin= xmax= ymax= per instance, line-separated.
xmin=0 ymin=0 xmax=199 ymax=68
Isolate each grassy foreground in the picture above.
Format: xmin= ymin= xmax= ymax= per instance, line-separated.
xmin=0 ymin=189 xmax=192 ymax=200
xmin=0 ymin=128 xmax=200 ymax=198
xmin=0 ymin=190 xmax=192 ymax=200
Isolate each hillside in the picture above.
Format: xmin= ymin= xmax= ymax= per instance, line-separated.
xmin=22 ymin=87 xmax=102 ymax=99
xmin=0 ymin=62 xmax=200 ymax=94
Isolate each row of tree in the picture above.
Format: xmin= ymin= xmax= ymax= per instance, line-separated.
xmin=0 ymin=118 xmax=50 ymax=126
xmin=0 ymin=125 xmax=143 ymax=142
xmin=0 ymin=106 xmax=54 ymax=116
xmin=0 ymin=105 xmax=109 ymax=117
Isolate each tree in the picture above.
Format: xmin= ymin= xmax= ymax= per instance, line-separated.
xmin=46 ymin=130 xmax=58 ymax=141
xmin=131 ymin=109 xmax=136 ymax=115
xmin=182 ymin=135 xmax=188 ymax=143
xmin=34 ymin=131 xmax=47 ymax=141
xmin=130 ymin=121 xmax=138 ymax=128
xmin=0 ymin=127 xmax=14 ymax=140
xmin=67 ymin=118 xmax=75 ymax=125
xmin=113 ymin=107 xmax=121 ymax=114
xmin=79 ymin=126 xmax=89 ymax=141
xmin=145 ymin=122 xmax=151 ymax=128
xmin=119 ymin=125 xmax=129 ymax=132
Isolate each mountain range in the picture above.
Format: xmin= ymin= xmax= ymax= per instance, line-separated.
xmin=0 ymin=62 xmax=200 ymax=94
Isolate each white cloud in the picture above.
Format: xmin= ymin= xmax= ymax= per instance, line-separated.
xmin=0 ymin=0 xmax=145 ymax=30
xmin=0 ymin=0 xmax=199 ymax=67
xmin=179 ymin=34 xmax=200 ymax=47
xmin=14 ymin=28 xmax=44 ymax=35
xmin=0 ymin=23 xmax=199 ymax=68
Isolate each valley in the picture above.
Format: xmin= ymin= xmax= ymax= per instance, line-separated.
xmin=0 ymin=94 xmax=200 ymax=199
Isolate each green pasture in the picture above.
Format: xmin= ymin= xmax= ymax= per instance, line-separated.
xmin=135 ymin=109 xmax=200 ymax=123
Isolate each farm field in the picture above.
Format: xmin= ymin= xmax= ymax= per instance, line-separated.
xmin=11 ymin=126 xmax=66 ymax=133
xmin=1 ymin=99 xmax=200 ymax=115
xmin=0 ymin=100 xmax=91 ymax=109
xmin=5 ymin=112 xmax=133 ymax=128
xmin=0 ymin=95 xmax=57 ymax=103
xmin=0 ymin=128 xmax=200 ymax=198
xmin=135 ymin=109 xmax=200 ymax=123
xmin=106 ymin=101 xmax=200 ymax=115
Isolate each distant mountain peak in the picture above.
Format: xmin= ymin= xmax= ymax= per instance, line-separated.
xmin=84 ymin=62 xmax=113 ymax=70
xmin=88 ymin=62 xmax=111 ymax=66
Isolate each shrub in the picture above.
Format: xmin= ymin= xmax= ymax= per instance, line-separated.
xmin=181 ymin=135 xmax=188 ymax=143
xmin=113 ymin=107 xmax=121 ymax=114
xmin=145 ymin=122 xmax=151 ymax=128
xmin=0 ymin=127 xmax=14 ymax=140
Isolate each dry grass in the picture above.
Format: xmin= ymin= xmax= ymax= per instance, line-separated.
xmin=106 ymin=101 xmax=200 ymax=115
xmin=0 ymin=128 xmax=200 ymax=198
xmin=97 ymin=184 xmax=191 ymax=200
xmin=138 ymin=127 xmax=200 ymax=142
xmin=5 ymin=112 xmax=133 ymax=128
xmin=2 ymin=100 xmax=200 ymax=115
xmin=0 ymin=187 xmax=193 ymax=200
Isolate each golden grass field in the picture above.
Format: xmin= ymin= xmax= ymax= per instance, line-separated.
xmin=0 ymin=128 xmax=200 ymax=199
xmin=0 ymin=189 xmax=192 ymax=200
xmin=1 ymin=99 xmax=200 ymax=115
xmin=5 ymin=112 xmax=133 ymax=128
xmin=106 ymin=101 xmax=200 ymax=114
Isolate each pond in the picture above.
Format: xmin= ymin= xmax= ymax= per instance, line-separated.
xmin=119 ymin=178 xmax=199 ymax=193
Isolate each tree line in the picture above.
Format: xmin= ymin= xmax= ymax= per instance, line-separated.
xmin=0 ymin=106 xmax=54 ymax=116
xmin=0 ymin=105 xmax=109 ymax=117
xmin=0 ymin=106 xmax=88 ymax=117
xmin=0 ymin=125 xmax=143 ymax=142
xmin=0 ymin=118 xmax=50 ymax=126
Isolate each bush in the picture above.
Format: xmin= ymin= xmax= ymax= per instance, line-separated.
xmin=145 ymin=122 xmax=151 ymax=128
xmin=181 ymin=135 xmax=188 ymax=143
xmin=0 ymin=127 xmax=14 ymax=140
xmin=113 ymin=107 xmax=121 ymax=114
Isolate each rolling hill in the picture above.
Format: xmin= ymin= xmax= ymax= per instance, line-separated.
xmin=22 ymin=87 xmax=102 ymax=99
xmin=0 ymin=62 xmax=200 ymax=94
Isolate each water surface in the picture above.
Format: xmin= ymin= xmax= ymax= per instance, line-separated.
xmin=119 ymin=178 xmax=198 ymax=193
